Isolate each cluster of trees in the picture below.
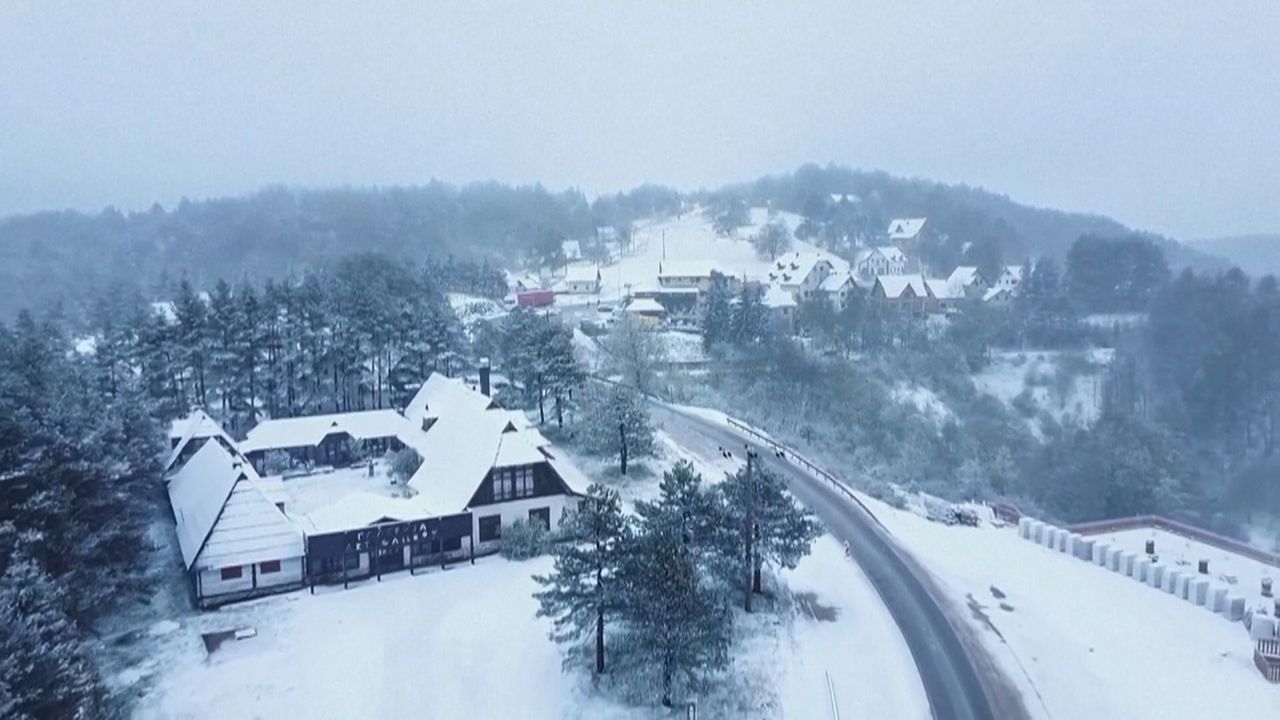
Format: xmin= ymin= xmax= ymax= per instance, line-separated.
xmin=535 ymin=461 xmax=819 ymax=706
xmin=701 ymin=273 xmax=776 ymax=350
xmin=480 ymin=309 xmax=582 ymax=425
xmin=89 ymin=253 xmax=466 ymax=434
xmin=0 ymin=312 xmax=164 ymax=717
xmin=1066 ymin=234 xmax=1170 ymax=312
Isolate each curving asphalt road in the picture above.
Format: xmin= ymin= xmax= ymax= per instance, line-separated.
xmin=651 ymin=403 xmax=1028 ymax=720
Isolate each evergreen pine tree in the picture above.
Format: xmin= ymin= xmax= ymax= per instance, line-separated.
xmin=533 ymin=484 xmax=629 ymax=674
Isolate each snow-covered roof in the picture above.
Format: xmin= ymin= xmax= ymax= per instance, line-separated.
xmin=239 ymin=409 xmax=428 ymax=456
xmin=763 ymin=284 xmax=798 ymax=309
xmin=876 ymin=274 xmax=931 ymax=299
xmin=299 ymin=492 xmax=430 ymax=535
xmin=887 ymin=218 xmax=927 ymax=240
xmin=925 ymin=278 xmax=961 ymax=300
xmin=561 ymin=240 xmax=581 ymax=259
xmin=772 ymin=252 xmax=850 ymax=286
xmin=151 ymin=301 xmax=178 ymax=325
xmin=854 ymin=245 xmax=906 ymax=267
xmin=168 ymin=442 xmax=303 ymax=571
xmin=544 ymin=450 xmax=591 ymax=495
xmin=999 ymin=265 xmax=1026 ymax=282
xmin=818 ymin=273 xmax=856 ymax=293
xmin=947 ymin=266 xmax=983 ymax=288
xmin=165 ymin=409 xmax=239 ymax=473
xmin=562 ymin=265 xmax=600 ymax=284
xmin=403 ymin=372 xmax=497 ymax=427
xmin=625 ymin=298 xmax=666 ymax=315
xmin=984 ymin=287 xmax=1012 ymax=302
xmin=659 ymin=260 xmax=722 ymax=279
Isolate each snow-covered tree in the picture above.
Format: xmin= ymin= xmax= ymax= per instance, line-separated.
xmin=574 ymin=383 xmax=655 ymax=469
xmin=603 ymin=311 xmax=664 ymax=395
xmin=533 ymin=484 xmax=629 ymax=674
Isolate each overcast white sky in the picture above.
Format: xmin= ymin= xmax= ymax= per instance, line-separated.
xmin=0 ymin=2 xmax=1276 ymax=239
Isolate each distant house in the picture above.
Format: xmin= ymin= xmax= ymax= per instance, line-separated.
xmin=817 ymin=272 xmax=860 ymax=311
xmin=946 ymin=266 xmax=988 ymax=299
xmin=658 ymin=260 xmax=731 ymax=293
xmin=854 ymin=246 xmax=908 ymax=280
xmin=924 ymin=278 xmax=962 ymax=312
xmin=993 ymin=265 xmax=1028 ymax=296
xmin=768 ymin=252 xmax=847 ymax=301
xmin=871 ymin=274 xmax=935 ymax=313
xmin=166 ymin=409 xmax=239 ymax=474
xmin=168 ymin=441 xmax=305 ymax=607
xmin=561 ymin=240 xmax=582 ymax=262
xmin=560 ymin=265 xmax=601 ymax=294
xmin=239 ymin=410 xmax=427 ymax=473
xmin=623 ymin=297 xmax=667 ymax=327
xmin=762 ymin=284 xmax=798 ymax=331
xmin=887 ymin=218 xmax=928 ymax=243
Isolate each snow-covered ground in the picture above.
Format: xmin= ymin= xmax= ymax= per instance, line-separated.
xmin=271 ymin=461 xmax=407 ymax=518
xmin=891 ymin=383 xmax=955 ymax=428
xmin=134 ymin=422 xmax=929 ymax=719
xmin=1101 ymin=527 xmax=1277 ymax=612
xmin=856 ymin=494 xmax=1280 ymax=718
xmin=556 ymin=207 xmax=818 ymax=307
xmin=972 ymin=348 xmax=1113 ymax=432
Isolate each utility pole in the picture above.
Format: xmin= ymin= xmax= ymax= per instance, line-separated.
xmin=744 ymin=446 xmax=756 ymax=613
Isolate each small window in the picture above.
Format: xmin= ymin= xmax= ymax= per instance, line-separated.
xmin=442 ymin=536 xmax=463 ymax=552
xmin=529 ymin=507 xmax=551 ymax=531
xmin=260 ymin=560 xmax=282 ymax=574
xmin=479 ymin=515 xmax=502 ymax=542
xmin=220 ymin=566 xmax=243 ymax=581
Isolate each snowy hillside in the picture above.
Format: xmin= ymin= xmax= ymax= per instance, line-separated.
xmin=972 ymin=349 xmax=1113 ymax=433
xmin=556 ymin=206 xmax=819 ymax=305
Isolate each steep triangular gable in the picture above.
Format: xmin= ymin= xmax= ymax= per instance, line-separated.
xmin=167 ymin=442 xmax=244 ymax=569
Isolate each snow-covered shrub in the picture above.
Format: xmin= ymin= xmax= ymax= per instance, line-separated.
xmin=500 ymin=519 xmax=548 ymax=560
xmin=389 ymin=448 xmax=422 ymax=483
xmin=263 ymin=450 xmax=294 ymax=475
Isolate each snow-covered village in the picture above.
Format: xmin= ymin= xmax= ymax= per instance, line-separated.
xmin=3 ymin=5 xmax=1280 ymax=720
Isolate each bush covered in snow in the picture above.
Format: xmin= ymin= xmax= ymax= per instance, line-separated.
xmin=263 ymin=450 xmax=295 ymax=475
xmin=500 ymin=519 xmax=549 ymax=560
xmin=389 ymin=448 xmax=422 ymax=482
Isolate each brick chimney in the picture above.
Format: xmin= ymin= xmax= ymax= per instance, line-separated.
xmin=479 ymin=357 xmax=491 ymax=397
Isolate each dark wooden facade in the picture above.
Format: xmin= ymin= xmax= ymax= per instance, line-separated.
xmin=467 ymin=461 xmax=575 ymax=508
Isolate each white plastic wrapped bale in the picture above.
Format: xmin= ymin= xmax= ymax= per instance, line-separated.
xmin=1030 ymin=520 xmax=1045 ymax=544
xmin=1227 ymin=595 xmax=1247 ymax=621
xmin=1176 ymin=574 xmax=1193 ymax=599
xmin=1043 ymin=526 xmax=1058 ymax=549
xmin=1249 ymin=613 xmax=1278 ymax=641
xmin=1093 ymin=542 xmax=1109 ymax=565
xmin=1209 ymin=586 xmax=1228 ymax=613
xmin=1164 ymin=569 xmax=1181 ymax=594
xmin=1057 ymin=531 xmax=1070 ymax=553
xmin=1148 ymin=564 xmax=1165 ymax=588
xmin=1191 ymin=578 xmax=1210 ymax=606
xmin=1122 ymin=552 xmax=1138 ymax=576
xmin=1018 ymin=517 xmax=1032 ymax=539
xmin=1134 ymin=557 xmax=1150 ymax=582
xmin=1108 ymin=547 xmax=1125 ymax=572
xmin=1073 ymin=535 xmax=1091 ymax=560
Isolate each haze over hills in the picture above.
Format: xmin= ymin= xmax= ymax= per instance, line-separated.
xmin=1189 ymin=235 xmax=1280 ymax=278
xmin=0 ymin=165 xmax=1228 ymax=322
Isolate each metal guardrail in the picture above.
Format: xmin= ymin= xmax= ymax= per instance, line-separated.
xmin=825 ymin=670 xmax=841 ymax=720
xmin=723 ymin=417 xmax=887 ymax=532
xmin=1070 ymin=514 xmax=1280 ymax=570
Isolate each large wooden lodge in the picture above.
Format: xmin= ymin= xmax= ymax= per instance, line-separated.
xmin=164 ymin=368 xmax=585 ymax=608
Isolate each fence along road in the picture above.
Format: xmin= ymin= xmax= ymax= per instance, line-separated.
xmin=648 ymin=401 xmax=1029 ymax=720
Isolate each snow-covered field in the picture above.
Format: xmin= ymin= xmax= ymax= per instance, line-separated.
xmin=858 ymin=494 xmax=1280 ymax=718
xmin=556 ymin=207 xmax=817 ymax=306
xmin=972 ymin=348 xmax=1113 ymax=431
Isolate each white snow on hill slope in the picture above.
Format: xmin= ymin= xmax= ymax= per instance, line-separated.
xmin=891 ymin=383 xmax=955 ymax=427
xmin=972 ymin=349 xmax=1112 ymax=432
xmin=557 ymin=207 xmax=818 ymax=305
xmin=857 ymin=495 xmax=1280 ymax=719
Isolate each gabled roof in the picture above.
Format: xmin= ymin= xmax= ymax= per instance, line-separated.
xmin=403 ymin=372 xmax=497 ymax=427
xmin=625 ymin=298 xmax=666 ymax=315
xmin=925 ymin=278 xmax=961 ymax=300
xmin=875 ymin=274 xmax=932 ymax=300
xmin=984 ymin=287 xmax=1012 ymax=302
xmin=1000 ymin=265 xmax=1026 ymax=282
xmin=854 ymin=246 xmax=906 ymax=267
xmin=168 ymin=442 xmax=303 ymax=570
xmin=239 ymin=409 xmax=428 ymax=456
xmin=659 ymin=260 xmax=722 ymax=279
xmin=887 ymin=218 xmax=927 ymax=240
xmin=818 ymin=273 xmax=854 ymax=292
xmin=563 ymin=265 xmax=601 ymax=284
xmin=947 ymin=266 xmax=984 ymax=288
xmin=773 ymin=252 xmax=849 ymax=287
xmin=165 ymin=409 xmax=238 ymax=473
xmin=407 ymin=408 xmax=559 ymax=514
